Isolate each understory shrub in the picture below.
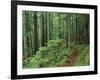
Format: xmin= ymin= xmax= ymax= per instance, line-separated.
xmin=23 ymin=39 xmax=89 ymax=68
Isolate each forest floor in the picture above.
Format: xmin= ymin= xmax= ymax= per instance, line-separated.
xmin=23 ymin=42 xmax=89 ymax=68
xmin=58 ymin=48 xmax=79 ymax=67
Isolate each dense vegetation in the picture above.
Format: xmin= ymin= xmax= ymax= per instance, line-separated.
xmin=22 ymin=11 xmax=90 ymax=68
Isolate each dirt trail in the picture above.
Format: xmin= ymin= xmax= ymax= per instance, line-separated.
xmin=58 ymin=48 xmax=79 ymax=67
xmin=68 ymin=48 xmax=79 ymax=66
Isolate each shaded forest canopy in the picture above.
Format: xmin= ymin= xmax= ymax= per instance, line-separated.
xmin=22 ymin=11 xmax=90 ymax=68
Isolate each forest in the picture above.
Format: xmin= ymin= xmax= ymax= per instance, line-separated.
xmin=22 ymin=11 xmax=90 ymax=68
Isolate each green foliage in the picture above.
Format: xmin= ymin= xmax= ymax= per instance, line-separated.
xmin=22 ymin=11 xmax=90 ymax=68
xmin=23 ymin=39 xmax=72 ymax=68
xmin=75 ymin=44 xmax=89 ymax=66
xmin=23 ymin=39 xmax=89 ymax=68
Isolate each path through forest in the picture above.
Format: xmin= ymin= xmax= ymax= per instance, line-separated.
xmin=58 ymin=48 xmax=79 ymax=67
